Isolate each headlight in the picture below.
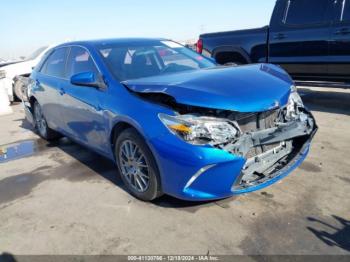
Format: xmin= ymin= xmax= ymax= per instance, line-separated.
xmin=286 ymin=85 xmax=304 ymax=119
xmin=159 ymin=113 xmax=240 ymax=145
xmin=0 ymin=70 xmax=6 ymax=79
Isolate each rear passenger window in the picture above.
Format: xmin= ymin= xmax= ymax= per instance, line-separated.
xmin=67 ymin=47 xmax=99 ymax=77
xmin=341 ymin=0 xmax=350 ymax=21
xmin=283 ymin=0 xmax=330 ymax=25
xmin=40 ymin=48 xmax=68 ymax=78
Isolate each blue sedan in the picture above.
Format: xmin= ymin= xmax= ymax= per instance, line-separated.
xmin=25 ymin=38 xmax=317 ymax=201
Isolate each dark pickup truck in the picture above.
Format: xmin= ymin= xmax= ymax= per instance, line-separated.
xmin=198 ymin=0 xmax=350 ymax=83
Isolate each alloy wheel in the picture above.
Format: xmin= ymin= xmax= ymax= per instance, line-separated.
xmin=118 ymin=140 xmax=150 ymax=192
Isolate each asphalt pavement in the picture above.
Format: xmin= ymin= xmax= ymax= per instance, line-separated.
xmin=0 ymin=86 xmax=349 ymax=255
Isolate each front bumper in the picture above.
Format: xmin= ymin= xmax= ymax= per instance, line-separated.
xmin=149 ymin=110 xmax=317 ymax=201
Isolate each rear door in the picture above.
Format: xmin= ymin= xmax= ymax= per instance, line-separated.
xmin=328 ymin=0 xmax=350 ymax=80
xmin=35 ymin=47 xmax=69 ymax=131
xmin=269 ymin=0 xmax=333 ymax=80
xmin=61 ymin=46 xmax=109 ymax=153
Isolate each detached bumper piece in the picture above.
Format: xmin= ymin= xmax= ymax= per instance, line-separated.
xmin=220 ymin=109 xmax=317 ymax=192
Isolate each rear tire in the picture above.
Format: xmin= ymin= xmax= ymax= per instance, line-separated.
xmin=115 ymin=128 xmax=162 ymax=201
xmin=13 ymin=78 xmax=24 ymax=101
xmin=33 ymin=101 xmax=61 ymax=141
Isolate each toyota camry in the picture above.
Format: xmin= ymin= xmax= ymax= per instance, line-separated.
xmin=24 ymin=38 xmax=317 ymax=201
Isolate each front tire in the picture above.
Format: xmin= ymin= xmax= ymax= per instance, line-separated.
xmin=115 ymin=128 xmax=162 ymax=201
xmin=33 ymin=101 xmax=61 ymax=141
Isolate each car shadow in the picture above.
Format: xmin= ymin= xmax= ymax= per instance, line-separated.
xmin=15 ymin=117 xmax=34 ymax=131
xmin=152 ymin=194 xmax=210 ymax=208
xmin=153 ymin=195 xmax=239 ymax=213
xmin=49 ymin=137 xmax=123 ymax=186
xmin=307 ymin=215 xmax=350 ymax=252
xmin=42 ymin=137 xmax=233 ymax=210
xmin=299 ymin=87 xmax=350 ymax=116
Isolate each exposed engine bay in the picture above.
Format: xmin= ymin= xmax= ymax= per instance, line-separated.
xmin=133 ymin=87 xmax=317 ymax=190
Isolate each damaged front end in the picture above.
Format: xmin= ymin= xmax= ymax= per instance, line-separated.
xmin=226 ymin=106 xmax=316 ymax=192
xmin=157 ymin=86 xmax=317 ymax=193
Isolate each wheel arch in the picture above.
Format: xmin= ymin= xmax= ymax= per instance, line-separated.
xmin=17 ymin=73 xmax=30 ymax=78
xmin=212 ymin=46 xmax=252 ymax=65
xmin=109 ymin=119 xmax=150 ymax=159
xmin=110 ymin=121 xmax=136 ymax=148
xmin=29 ymin=95 xmax=38 ymax=109
xmin=110 ymin=120 xmax=164 ymax=192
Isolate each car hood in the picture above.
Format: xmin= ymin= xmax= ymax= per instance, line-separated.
xmin=1 ymin=60 xmax=37 ymax=78
xmin=123 ymin=64 xmax=294 ymax=112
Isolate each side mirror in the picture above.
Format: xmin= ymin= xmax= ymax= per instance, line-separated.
xmin=70 ymin=72 xmax=106 ymax=89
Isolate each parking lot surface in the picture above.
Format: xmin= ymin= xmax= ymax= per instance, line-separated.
xmin=0 ymin=86 xmax=349 ymax=255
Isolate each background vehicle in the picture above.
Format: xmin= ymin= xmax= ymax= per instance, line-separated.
xmin=0 ymin=58 xmax=23 ymax=68
xmin=198 ymin=0 xmax=350 ymax=84
xmin=13 ymin=75 xmax=30 ymax=102
xmin=0 ymin=46 xmax=52 ymax=101
xmin=25 ymin=39 xmax=316 ymax=201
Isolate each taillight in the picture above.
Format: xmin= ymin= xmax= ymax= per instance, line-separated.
xmin=196 ymin=39 xmax=203 ymax=54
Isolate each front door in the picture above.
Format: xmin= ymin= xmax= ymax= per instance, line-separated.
xmin=61 ymin=46 xmax=109 ymax=154
xmin=269 ymin=0 xmax=333 ymax=80
xmin=328 ymin=0 xmax=350 ymax=81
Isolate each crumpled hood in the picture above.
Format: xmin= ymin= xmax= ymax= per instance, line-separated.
xmin=123 ymin=64 xmax=294 ymax=112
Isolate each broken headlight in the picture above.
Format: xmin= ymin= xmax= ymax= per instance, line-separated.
xmin=159 ymin=113 xmax=239 ymax=145
xmin=286 ymin=85 xmax=304 ymax=119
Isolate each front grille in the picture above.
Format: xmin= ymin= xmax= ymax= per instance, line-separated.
xmin=237 ymin=109 xmax=280 ymax=133
xmin=245 ymin=146 xmax=264 ymax=159
xmin=233 ymin=135 xmax=311 ymax=192
xmin=245 ymin=143 xmax=281 ymax=159
xmin=236 ymin=109 xmax=281 ymax=159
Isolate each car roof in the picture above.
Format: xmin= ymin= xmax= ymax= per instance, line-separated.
xmin=56 ymin=38 xmax=169 ymax=49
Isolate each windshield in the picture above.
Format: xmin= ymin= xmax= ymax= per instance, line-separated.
xmin=96 ymin=40 xmax=216 ymax=81
xmin=27 ymin=46 xmax=48 ymax=60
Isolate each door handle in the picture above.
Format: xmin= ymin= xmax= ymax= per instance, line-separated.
xmin=273 ymin=33 xmax=286 ymax=40
xmin=35 ymin=80 xmax=40 ymax=86
xmin=59 ymin=88 xmax=65 ymax=95
xmin=335 ymin=28 xmax=350 ymax=35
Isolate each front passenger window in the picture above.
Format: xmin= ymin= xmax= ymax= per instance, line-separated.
xmin=67 ymin=47 xmax=99 ymax=78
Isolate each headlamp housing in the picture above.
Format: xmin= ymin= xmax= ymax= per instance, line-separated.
xmin=159 ymin=113 xmax=240 ymax=145
xmin=286 ymin=85 xmax=304 ymax=119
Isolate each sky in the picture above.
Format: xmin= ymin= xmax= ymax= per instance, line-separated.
xmin=0 ymin=0 xmax=275 ymax=60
